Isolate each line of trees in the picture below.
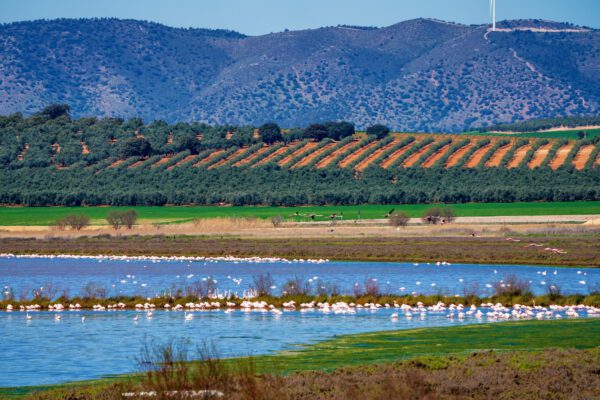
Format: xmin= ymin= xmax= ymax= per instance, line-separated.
xmin=0 ymin=164 xmax=597 ymax=206
xmin=478 ymin=116 xmax=600 ymax=133
xmin=0 ymin=107 xmax=395 ymax=168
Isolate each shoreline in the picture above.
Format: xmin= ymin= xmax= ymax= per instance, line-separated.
xmin=1 ymin=234 xmax=598 ymax=267
xmin=1 ymin=319 xmax=598 ymax=396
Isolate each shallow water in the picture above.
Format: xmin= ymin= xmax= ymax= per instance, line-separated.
xmin=0 ymin=258 xmax=598 ymax=387
xmin=1 ymin=257 xmax=597 ymax=298
xmin=2 ymin=307 xmax=596 ymax=388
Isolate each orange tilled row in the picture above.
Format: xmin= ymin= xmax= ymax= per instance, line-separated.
xmin=110 ymin=136 xmax=597 ymax=172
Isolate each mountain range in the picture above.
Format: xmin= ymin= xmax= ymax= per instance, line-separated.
xmin=0 ymin=18 xmax=598 ymax=132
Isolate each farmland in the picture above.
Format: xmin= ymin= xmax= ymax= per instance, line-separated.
xmin=0 ymin=201 xmax=598 ymax=226
xmin=1 ymin=113 xmax=599 ymax=207
xmin=31 ymin=134 xmax=600 ymax=172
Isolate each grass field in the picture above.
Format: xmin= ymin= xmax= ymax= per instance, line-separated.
xmin=251 ymin=318 xmax=600 ymax=373
xmin=0 ymin=201 xmax=598 ymax=226
xmin=2 ymin=319 xmax=598 ymax=398
xmin=3 ymin=235 xmax=600 ymax=266
xmin=471 ymin=128 xmax=600 ymax=139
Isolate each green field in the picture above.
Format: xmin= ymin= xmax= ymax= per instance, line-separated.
xmin=469 ymin=128 xmax=600 ymax=139
xmin=0 ymin=201 xmax=598 ymax=226
xmin=2 ymin=319 xmax=598 ymax=398
xmin=253 ymin=318 xmax=600 ymax=373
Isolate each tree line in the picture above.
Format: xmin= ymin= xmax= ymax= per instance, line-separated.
xmin=0 ymin=105 xmax=391 ymax=167
xmin=478 ymin=116 xmax=600 ymax=133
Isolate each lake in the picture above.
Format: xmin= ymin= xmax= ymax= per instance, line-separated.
xmin=0 ymin=256 xmax=598 ymax=387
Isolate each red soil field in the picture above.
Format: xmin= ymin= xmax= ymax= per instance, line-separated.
xmin=380 ymin=141 xmax=416 ymax=169
xmin=151 ymin=155 xmax=173 ymax=168
xmin=167 ymin=154 xmax=198 ymax=170
xmin=484 ymin=142 xmax=512 ymax=168
xmin=128 ymin=158 xmax=146 ymax=169
xmin=278 ymin=142 xmax=317 ymax=167
xmin=194 ymin=150 xmax=224 ymax=167
xmin=252 ymin=145 xmax=291 ymax=167
xmin=208 ymin=148 xmax=247 ymax=169
xmin=528 ymin=142 xmax=553 ymax=168
xmin=422 ymin=141 xmax=453 ymax=168
xmin=402 ymin=142 xmax=433 ymax=167
xmin=292 ymin=141 xmax=338 ymax=168
xmin=316 ymin=140 xmax=361 ymax=168
xmin=233 ymin=146 xmax=270 ymax=167
xmin=338 ymin=140 xmax=380 ymax=168
xmin=355 ymin=138 xmax=400 ymax=171
xmin=571 ymin=145 xmax=595 ymax=170
xmin=465 ymin=141 xmax=495 ymax=168
xmin=17 ymin=143 xmax=29 ymax=161
xmin=548 ymin=143 xmax=574 ymax=170
xmin=108 ymin=159 xmax=125 ymax=169
xmin=507 ymin=144 xmax=532 ymax=169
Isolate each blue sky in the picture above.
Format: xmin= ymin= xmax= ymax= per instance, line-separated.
xmin=1 ymin=0 xmax=598 ymax=35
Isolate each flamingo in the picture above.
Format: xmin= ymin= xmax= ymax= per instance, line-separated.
xmin=390 ymin=312 xmax=398 ymax=320
xmin=81 ymin=316 xmax=86 ymax=323
xmin=55 ymin=315 xmax=61 ymax=321
xmin=185 ymin=313 xmax=193 ymax=321
xmin=26 ymin=314 xmax=32 ymax=320
xmin=133 ymin=315 xmax=139 ymax=322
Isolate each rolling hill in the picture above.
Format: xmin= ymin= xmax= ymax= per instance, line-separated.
xmin=0 ymin=18 xmax=599 ymax=132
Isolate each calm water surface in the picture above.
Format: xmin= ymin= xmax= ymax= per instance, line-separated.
xmin=0 ymin=257 xmax=598 ymax=387
xmin=1 ymin=257 xmax=597 ymax=298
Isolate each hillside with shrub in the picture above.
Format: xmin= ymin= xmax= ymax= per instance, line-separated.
xmin=0 ymin=18 xmax=599 ymax=132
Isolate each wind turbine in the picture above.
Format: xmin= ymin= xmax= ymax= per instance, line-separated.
xmin=490 ymin=0 xmax=497 ymax=31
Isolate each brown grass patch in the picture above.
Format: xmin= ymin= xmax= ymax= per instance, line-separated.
xmin=253 ymin=145 xmax=291 ymax=167
xmin=507 ymin=143 xmax=532 ymax=168
xmin=233 ymin=146 xmax=269 ymax=167
xmin=209 ymin=148 xmax=248 ymax=169
xmin=152 ymin=155 xmax=173 ymax=168
xmin=549 ymin=142 xmax=574 ymax=170
xmin=128 ymin=158 xmax=147 ymax=169
xmin=403 ymin=141 xmax=433 ymax=167
xmin=292 ymin=142 xmax=337 ymax=168
xmin=167 ymin=154 xmax=198 ymax=170
xmin=528 ymin=142 xmax=553 ymax=168
xmin=278 ymin=142 xmax=316 ymax=167
xmin=338 ymin=140 xmax=380 ymax=168
xmin=355 ymin=138 xmax=400 ymax=171
xmin=316 ymin=139 xmax=361 ymax=168
xmin=194 ymin=150 xmax=224 ymax=167
xmin=380 ymin=141 xmax=417 ymax=169
xmin=465 ymin=141 xmax=495 ymax=168
xmin=572 ymin=144 xmax=595 ymax=170
xmin=108 ymin=159 xmax=125 ymax=169
xmin=422 ymin=141 xmax=453 ymax=168
xmin=484 ymin=141 xmax=512 ymax=167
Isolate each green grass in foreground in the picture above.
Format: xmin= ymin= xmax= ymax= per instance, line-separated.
xmin=252 ymin=318 xmax=600 ymax=373
xmin=0 ymin=201 xmax=598 ymax=226
xmin=2 ymin=319 xmax=598 ymax=398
